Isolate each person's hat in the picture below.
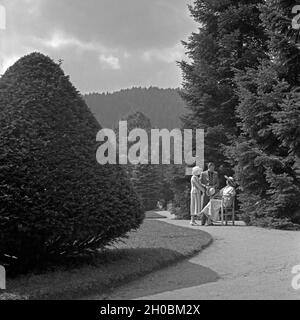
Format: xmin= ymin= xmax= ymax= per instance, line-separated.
xmin=192 ymin=166 xmax=202 ymax=176
xmin=206 ymin=187 xmax=216 ymax=197
xmin=225 ymin=176 xmax=236 ymax=186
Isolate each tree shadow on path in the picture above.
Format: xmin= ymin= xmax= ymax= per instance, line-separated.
xmin=101 ymin=258 xmax=219 ymax=300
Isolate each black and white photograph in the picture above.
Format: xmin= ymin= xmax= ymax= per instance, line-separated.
xmin=0 ymin=0 xmax=300 ymax=309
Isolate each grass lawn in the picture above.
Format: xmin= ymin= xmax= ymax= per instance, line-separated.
xmin=1 ymin=219 xmax=212 ymax=300
xmin=144 ymin=211 xmax=167 ymax=219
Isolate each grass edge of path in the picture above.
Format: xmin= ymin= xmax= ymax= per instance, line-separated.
xmin=1 ymin=220 xmax=213 ymax=300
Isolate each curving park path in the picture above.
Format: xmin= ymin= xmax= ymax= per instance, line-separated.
xmin=97 ymin=211 xmax=300 ymax=300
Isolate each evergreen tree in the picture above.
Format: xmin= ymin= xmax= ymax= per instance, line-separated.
xmin=116 ymin=111 xmax=165 ymax=211
xmin=171 ymin=0 xmax=267 ymax=217
xmin=131 ymin=164 xmax=162 ymax=211
xmin=0 ymin=53 xmax=144 ymax=271
xmin=227 ymin=0 xmax=300 ymax=228
xmin=272 ymin=88 xmax=300 ymax=158
xmin=180 ymin=0 xmax=267 ymax=166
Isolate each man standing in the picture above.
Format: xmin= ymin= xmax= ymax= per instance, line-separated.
xmin=200 ymin=162 xmax=219 ymax=225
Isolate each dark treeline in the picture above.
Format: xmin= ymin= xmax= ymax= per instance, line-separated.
xmin=84 ymin=87 xmax=186 ymax=130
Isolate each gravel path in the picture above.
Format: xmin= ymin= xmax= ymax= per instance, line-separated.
xmin=102 ymin=212 xmax=300 ymax=300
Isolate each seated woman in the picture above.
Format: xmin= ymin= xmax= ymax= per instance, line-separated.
xmin=199 ymin=176 xmax=236 ymax=226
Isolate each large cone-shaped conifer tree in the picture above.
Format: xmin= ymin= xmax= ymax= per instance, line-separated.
xmin=0 ymin=53 xmax=144 ymax=268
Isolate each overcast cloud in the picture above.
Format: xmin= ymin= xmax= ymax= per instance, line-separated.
xmin=0 ymin=0 xmax=197 ymax=93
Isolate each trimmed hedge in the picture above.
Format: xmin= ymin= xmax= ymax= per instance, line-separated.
xmin=0 ymin=53 xmax=144 ymax=273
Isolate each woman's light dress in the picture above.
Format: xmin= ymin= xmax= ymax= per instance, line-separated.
xmin=200 ymin=185 xmax=236 ymax=222
xmin=190 ymin=175 xmax=204 ymax=216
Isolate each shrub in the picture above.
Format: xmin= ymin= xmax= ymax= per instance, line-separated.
xmin=165 ymin=165 xmax=190 ymax=220
xmin=0 ymin=53 xmax=144 ymax=273
xmin=168 ymin=178 xmax=190 ymax=220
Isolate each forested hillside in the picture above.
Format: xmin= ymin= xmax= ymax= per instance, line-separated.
xmin=84 ymin=87 xmax=186 ymax=129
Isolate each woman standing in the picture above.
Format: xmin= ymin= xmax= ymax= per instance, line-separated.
xmin=190 ymin=166 xmax=205 ymax=226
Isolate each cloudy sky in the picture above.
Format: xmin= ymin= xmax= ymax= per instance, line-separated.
xmin=0 ymin=0 xmax=197 ymax=93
